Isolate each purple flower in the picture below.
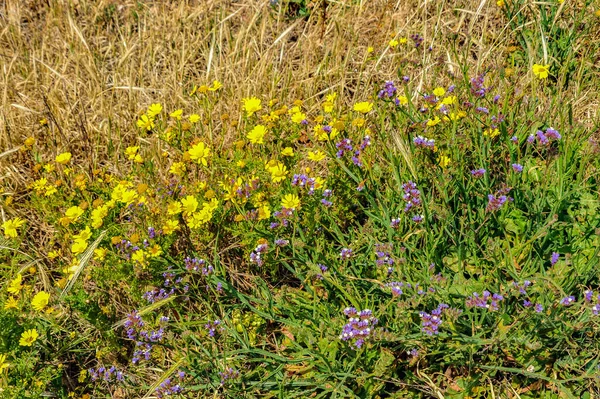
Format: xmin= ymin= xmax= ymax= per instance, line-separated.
xmin=512 ymin=163 xmax=523 ymax=173
xmin=486 ymin=189 xmax=513 ymax=212
xmin=550 ymin=252 xmax=560 ymax=266
xmin=470 ymin=168 xmax=486 ymax=178
xmin=378 ymin=81 xmax=398 ymax=99
xmin=340 ymin=308 xmax=378 ymax=348
xmin=527 ymin=135 xmax=535 ymax=144
xmin=510 ymin=135 xmax=518 ymax=143
xmin=340 ymin=248 xmax=353 ymax=260
xmin=413 ymin=135 xmax=435 ymax=149
xmin=545 ymin=127 xmax=561 ymax=140
xmin=275 ymin=239 xmax=289 ymax=247
xmin=390 ymin=217 xmax=401 ymax=228
xmin=560 ymin=296 xmax=575 ymax=306
xmin=411 ymin=214 xmax=424 ymax=223
xmin=419 ymin=303 xmax=448 ymax=335
xmin=534 ymin=303 xmax=544 ymax=313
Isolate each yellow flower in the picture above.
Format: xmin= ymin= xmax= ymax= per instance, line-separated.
xmin=55 ymin=152 xmax=72 ymax=165
xmin=31 ymin=291 xmax=50 ymax=312
xmin=247 ymin=125 xmax=267 ymax=144
xmin=427 ymin=117 xmax=441 ymax=127
xmin=136 ymin=114 xmax=155 ymax=131
xmin=399 ymin=37 xmax=407 ymax=44
xmin=270 ymin=163 xmax=288 ymax=183
xmin=73 ymin=227 xmax=92 ymax=242
xmin=169 ymin=109 xmax=183 ymax=120
xmin=147 ymin=103 xmax=163 ymax=118
xmin=2 ymin=217 xmax=25 ymax=238
xmin=353 ymin=102 xmax=374 ymax=114
xmin=45 ymin=185 xmax=58 ymax=197
xmin=169 ymin=162 xmax=186 ymax=176
xmin=43 ymin=163 xmax=55 ymax=173
xmin=131 ymin=250 xmax=147 ymax=267
xmin=189 ymin=142 xmax=211 ymax=166
xmin=189 ymin=114 xmax=200 ymax=123
xmin=496 ymin=0 xmax=504 ymax=6
xmin=441 ymin=96 xmax=457 ymax=106
xmin=0 ymin=354 xmax=9 ymax=371
xmin=596 ymin=9 xmax=600 ymax=17
xmin=281 ymin=194 xmax=300 ymax=210
xmin=389 ymin=39 xmax=399 ymax=48
xmin=24 ymin=137 xmax=35 ymax=147
xmin=367 ymin=46 xmax=374 ymax=53
xmin=291 ymin=112 xmax=306 ymax=124
xmin=484 ymin=128 xmax=500 ymax=138
xmin=243 ymin=97 xmax=262 ymax=116
xmin=7 ymin=274 xmax=23 ymax=295
xmin=307 ymin=150 xmax=326 ymax=162
xmin=433 ymin=87 xmax=446 ymax=97
xmin=446 ymin=110 xmax=467 ymax=121
xmin=258 ymin=205 xmax=271 ymax=220
xmin=125 ymin=146 xmax=139 ymax=160
xmin=163 ymin=220 xmax=180 ymax=235
xmin=397 ymin=96 xmax=409 ymax=105
xmin=93 ymin=248 xmax=107 ymax=261
xmin=148 ymin=244 xmax=162 ymax=258
xmin=438 ymin=155 xmax=451 ymax=168
xmin=4 ymin=296 xmax=18 ymax=310
xmin=71 ymin=239 xmax=88 ymax=255
xmin=181 ymin=195 xmax=199 ymax=215
xmin=532 ymin=64 xmax=550 ymax=79
xmin=19 ymin=329 xmax=39 ymax=347
xmin=48 ymin=250 xmax=61 ymax=260
xmin=167 ymin=201 xmax=182 ymax=215
xmin=209 ymin=80 xmax=223 ymax=91
xmin=281 ymin=147 xmax=294 ymax=157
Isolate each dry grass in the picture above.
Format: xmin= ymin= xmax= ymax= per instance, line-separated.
xmin=1 ymin=0 xmax=598 ymax=191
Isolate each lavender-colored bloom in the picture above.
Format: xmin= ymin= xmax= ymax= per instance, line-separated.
xmin=545 ymin=127 xmax=561 ymax=140
xmin=471 ymin=168 xmax=486 ymax=178
xmin=340 ymin=248 xmax=353 ymax=260
xmin=535 ymin=303 xmax=544 ymax=313
xmin=321 ymin=199 xmax=333 ymax=207
xmin=584 ymin=290 xmax=594 ymax=303
xmin=375 ymin=244 xmax=394 ymax=266
xmin=148 ymin=227 xmax=156 ymax=239
xmin=413 ymin=135 xmax=435 ymax=149
xmin=410 ymin=34 xmax=424 ymax=48
xmin=466 ymin=290 xmax=504 ymax=311
xmin=402 ymin=76 xmax=410 ymax=83
xmin=486 ymin=188 xmax=513 ymax=212
xmin=470 ymin=73 xmax=490 ymax=97
xmin=378 ymin=81 xmax=398 ymax=99
xmin=493 ymin=95 xmax=501 ymax=103
xmin=219 ymin=368 xmax=239 ymax=385
xmin=523 ymin=300 xmax=532 ymax=307
xmin=275 ymin=239 xmax=289 ymax=247
xmin=476 ymin=106 xmax=489 ymax=114
xmin=390 ymin=217 xmax=401 ymax=229
xmin=536 ymin=130 xmax=549 ymax=145
xmin=412 ymin=214 xmax=423 ymax=223
xmin=560 ymin=296 xmax=575 ymax=306
xmin=550 ymin=252 xmax=560 ymax=266
xmin=527 ymin=134 xmax=535 ymax=144
xmin=510 ymin=135 xmax=518 ymax=143
xmin=512 ymin=163 xmax=523 ymax=172
xmin=386 ymin=281 xmax=404 ymax=296
xmin=340 ymin=308 xmax=378 ymax=348
xmin=419 ymin=303 xmax=448 ymax=335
